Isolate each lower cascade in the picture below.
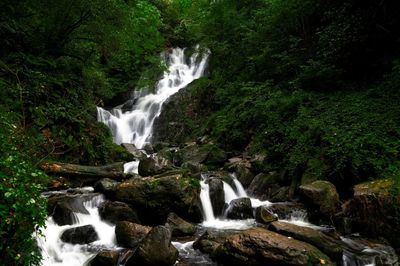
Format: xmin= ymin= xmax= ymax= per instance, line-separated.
xmin=36 ymin=47 xmax=398 ymax=266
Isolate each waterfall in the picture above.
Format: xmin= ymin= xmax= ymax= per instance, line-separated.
xmin=97 ymin=47 xmax=209 ymax=149
xmin=37 ymin=189 xmax=117 ymax=266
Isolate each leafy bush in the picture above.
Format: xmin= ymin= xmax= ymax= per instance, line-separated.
xmin=0 ymin=112 xmax=47 ymax=265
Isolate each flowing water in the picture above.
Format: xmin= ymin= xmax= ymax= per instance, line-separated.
xmin=97 ymin=47 xmax=209 ymax=149
xmin=38 ymin=47 xmax=397 ymax=266
xmin=37 ymin=188 xmax=118 ymax=266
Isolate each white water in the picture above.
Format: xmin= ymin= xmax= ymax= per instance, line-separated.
xmin=199 ymin=174 xmax=268 ymax=230
xmin=97 ymin=47 xmax=209 ymax=149
xmin=37 ymin=191 xmax=117 ymax=266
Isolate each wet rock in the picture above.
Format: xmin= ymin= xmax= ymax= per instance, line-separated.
xmin=121 ymin=143 xmax=147 ymax=159
xmin=138 ymin=154 xmax=173 ymax=176
xmin=99 ymin=201 xmax=140 ymax=224
xmin=269 ymin=221 xmax=344 ymax=261
xmin=299 ymin=180 xmax=341 ymax=218
xmin=342 ymin=179 xmax=400 ymax=249
xmin=47 ymin=193 xmax=93 ymax=225
xmin=208 ymin=178 xmax=224 ymax=216
xmin=247 ymin=172 xmax=286 ymax=201
xmin=89 ymin=251 xmax=120 ymax=266
xmin=269 ymin=186 xmax=291 ymax=202
xmin=61 ymin=225 xmax=99 ymax=244
xmin=115 ymin=221 xmax=151 ymax=249
xmin=114 ymin=172 xmax=202 ymax=225
xmin=181 ymin=161 xmax=208 ymax=174
xmin=255 ymin=206 xmax=278 ymax=225
xmin=225 ymin=198 xmax=253 ymax=220
xmin=127 ymin=226 xmax=178 ymax=266
xmin=165 ymin=212 xmax=196 ymax=237
xmin=194 ymin=228 xmax=332 ymax=266
xmin=94 ymin=178 xmax=119 ymax=199
xmin=341 ymin=236 xmax=399 ymax=266
xmin=174 ymin=143 xmax=227 ymax=169
xmin=266 ymin=202 xmax=307 ymax=220
xmin=225 ymin=159 xmax=254 ymax=188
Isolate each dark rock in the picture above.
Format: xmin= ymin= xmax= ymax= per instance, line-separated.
xmin=61 ymin=225 xmax=99 ymax=244
xmin=225 ymin=159 xmax=254 ymax=188
xmin=143 ymin=143 xmax=154 ymax=154
xmin=89 ymin=251 xmax=120 ymax=266
xmin=94 ymin=178 xmax=119 ymax=199
xmin=181 ymin=161 xmax=208 ymax=174
xmin=152 ymin=78 xmax=212 ymax=146
xmin=114 ymin=172 xmax=202 ymax=225
xmin=342 ymin=179 xmax=400 ymax=249
xmin=165 ymin=212 xmax=196 ymax=237
xmin=247 ymin=172 xmax=286 ymax=201
xmin=121 ymin=143 xmax=147 ymax=159
xmin=99 ymin=201 xmax=140 ymax=224
xmin=225 ymin=197 xmax=253 ymax=220
xmin=115 ymin=221 xmax=151 ymax=249
xmin=269 ymin=186 xmax=291 ymax=202
xmin=266 ymin=202 xmax=307 ymax=220
xmin=174 ymin=143 xmax=227 ymax=169
xmin=47 ymin=193 xmax=93 ymax=226
xmin=299 ymin=181 xmax=341 ymax=218
xmin=194 ymin=228 xmax=333 ymax=266
xmin=138 ymin=154 xmax=172 ymax=176
xmin=255 ymin=206 xmax=278 ymax=225
xmin=269 ymin=221 xmax=344 ymax=261
xmin=208 ymin=178 xmax=224 ymax=217
xmin=127 ymin=226 xmax=178 ymax=266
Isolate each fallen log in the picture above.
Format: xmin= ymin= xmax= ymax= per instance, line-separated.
xmin=41 ymin=162 xmax=126 ymax=181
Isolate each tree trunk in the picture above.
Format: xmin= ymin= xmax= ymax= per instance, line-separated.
xmin=41 ymin=162 xmax=126 ymax=181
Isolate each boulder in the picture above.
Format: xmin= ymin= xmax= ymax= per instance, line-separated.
xmin=266 ymin=202 xmax=307 ymax=220
xmin=115 ymin=221 xmax=151 ymax=249
xmin=208 ymin=178 xmax=225 ymax=217
xmin=47 ymin=193 xmax=93 ymax=225
xmin=138 ymin=154 xmax=172 ymax=176
xmin=61 ymin=225 xmax=98 ymax=244
xmin=165 ymin=212 xmax=196 ymax=237
xmin=255 ymin=206 xmax=278 ymax=225
xmin=89 ymin=251 xmax=120 ymax=266
xmin=181 ymin=161 xmax=208 ymax=174
xmin=225 ymin=159 xmax=254 ymax=188
xmin=247 ymin=172 xmax=286 ymax=201
xmin=342 ymin=179 xmax=400 ymax=249
xmin=93 ymin=178 xmax=119 ymax=199
xmin=121 ymin=143 xmax=147 ymax=159
xmin=269 ymin=221 xmax=344 ymax=261
xmin=99 ymin=201 xmax=140 ymax=224
xmin=127 ymin=226 xmax=178 ymax=266
xmin=194 ymin=228 xmax=333 ymax=265
xmin=225 ymin=197 xmax=253 ymax=220
xmin=174 ymin=143 xmax=227 ymax=169
xmin=299 ymin=181 xmax=341 ymax=218
xmin=114 ymin=172 xmax=202 ymax=224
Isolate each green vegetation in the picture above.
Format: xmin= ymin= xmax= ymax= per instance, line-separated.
xmin=1 ymin=0 xmax=400 ymax=263
xmin=169 ymin=0 xmax=400 ymax=193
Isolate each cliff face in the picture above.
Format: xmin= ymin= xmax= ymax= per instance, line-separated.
xmin=152 ymin=78 xmax=213 ymax=145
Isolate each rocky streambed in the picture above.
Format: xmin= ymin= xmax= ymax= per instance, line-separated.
xmin=38 ymin=141 xmax=399 ymax=266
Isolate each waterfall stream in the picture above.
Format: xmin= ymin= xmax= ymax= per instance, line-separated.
xmin=37 ymin=47 xmax=396 ymax=266
xmin=97 ymin=47 xmax=209 ymax=149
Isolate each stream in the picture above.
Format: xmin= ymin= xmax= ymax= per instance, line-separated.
xmin=37 ymin=47 xmax=397 ymax=266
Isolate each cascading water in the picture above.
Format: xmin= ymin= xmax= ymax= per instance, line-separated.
xmin=37 ymin=188 xmax=117 ymax=266
xmin=97 ymin=47 xmax=209 ymax=149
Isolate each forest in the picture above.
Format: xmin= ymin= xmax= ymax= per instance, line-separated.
xmin=1 ymin=0 xmax=400 ymax=265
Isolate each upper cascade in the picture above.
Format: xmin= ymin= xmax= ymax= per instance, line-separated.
xmin=97 ymin=47 xmax=209 ymax=149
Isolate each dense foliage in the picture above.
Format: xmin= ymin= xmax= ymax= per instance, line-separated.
xmin=0 ymin=111 xmax=47 ymax=265
xmin=0 ymin=0 xmax=166 ymax=263
xmin=2 ymin=0 xmax=400 ymax=263
xmin=164 ymin=0 xmax=400 ymax=192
